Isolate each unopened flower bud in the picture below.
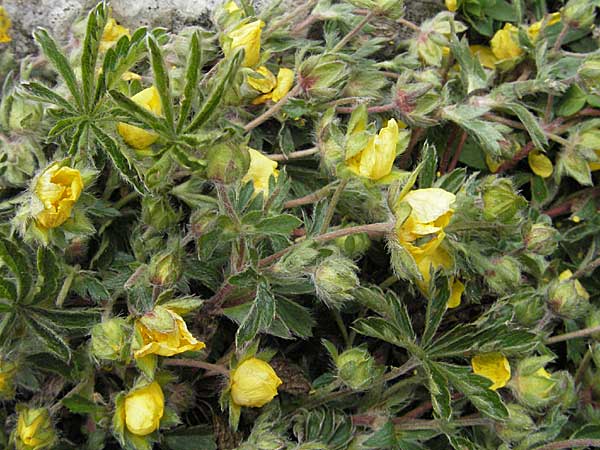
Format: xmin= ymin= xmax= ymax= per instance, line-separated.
xmin=0 ymin=136 xmax=44 ymax=188
xmin=299 ymin=55 xmax=348 ymax=100
xmin=511 ymin=291 xmax=545 ymax=327
xmin=91 ymin=318 xmax=130 ymax=362
xmin=578 ymin=56 xmax=600 ymax=94
xmin=123 ymin=382 xmax=164 ymax=436
xmin=336 ymin=347 xmax=382 ymax=390
xmin=563 ymin=0 xmax=596 ymax=28
xmin=205 ymin=142 xmax=250 ymax=184
xmin=482 ymin=178 xmax=527 ymax=223
xmin=313 ymin=256 xmax=359 ymax=309
xmin=555 ymin=371 xmax=577 ymax=409
xmin=14 ymin=406 xmax=56 ymax=450
xmin=142 ymin=196 xmax=181 ymax=231
xmin=149 ymin=248 xmax=183 ymax=286
xmin=585 ymin=309 xmax=600 ymax=341
xmin=484 ymin=256 xmax=522 ymax=295
xmin=334 ymin=228 xmax=371 ymax=259
xmin=510 ymin=358 xmax=558 ymax=409
xmin=547 ymin=269 xmax=590 ymax=319
xmin=2 ymin=95 xmax=42 ymax=132
xmin=524 ymin=223 xmax=559 ymax=256
xmin=230 ymin=358 xmax=282 ymax=408
xmin=496 ymin=403 xmax=536 ymax=443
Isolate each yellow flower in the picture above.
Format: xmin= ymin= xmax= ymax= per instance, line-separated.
xmin=470 ymin=45 xmax=497 ymax=69
xmin=230 ymin=358 xmax=283 ymax=407
xmin=445 ymin=0 xmax=458 ymax=12
xmin=491 ymin=23 xmax=524 ymax=61
xmin=346 ymin=119 xmax=400 ymax=181
xmin=133 ymin=306 xmax=206 ymax=359
xmin=528 ymin=150 xmax=553 ymax=178
xmin=0 ymin=6 xmax=12 ymax=44
xmin=252 ymin=67 xmax=295 ymax=104
xmin=242 ymin=149 xmax=279 ymax=196
xmin=34 ymin=164 xmax=83 ymax=230
xmin=224 ymin=1 xmax=241 ymax=13
xmin=472 ymin=353 xmax=511 ymax=390
xmin=16 ymin=407 xmax=56 ymax=449
xmin=121 ymin=71 xmax=142 ymax=81
xmin=117 ymin=86 xmax=162 ymax=150
xmin=222 ymin=20 xmax=264 ymax=67
xmin=247 ymin=66 xmax=277 ymax=93
xmin=527 ymin=12 xmax=561 ymax=41
xmin=124 ymin=382 xmax=164 ymax=436
xmin=447 ymin=278 xmax=465 ymax=308
xmin=100 ymin=18 xmax=130 ymax=52
xmin=485 ymin=154 xmax=503 ymax=173
xmin=559 ymin=269 xmax=590 ymax=300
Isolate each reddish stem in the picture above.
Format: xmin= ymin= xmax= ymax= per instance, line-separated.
xmin=336 ymin=103 xmax=396 ymax=114
xmin=496 ymin=141 xmax=535 ymax=173
xmin=440 ymin=127 xmax=458 ymax=174
xmin=447 ymin=130 xmax=468 ymax=173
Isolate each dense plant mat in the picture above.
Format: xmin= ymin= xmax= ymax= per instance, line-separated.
xmin=0 ymin=0 xmax=599 ymax=448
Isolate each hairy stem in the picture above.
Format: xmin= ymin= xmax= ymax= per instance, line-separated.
xmin=546 ymin=325 xmax=600 ymax=345
xmin=269 ymin=147 xmax=320 ymax=161
xmin=320 ymin=179 xmax=349 ymax=233
xmin=333 ymin=11 xmax=375 ymax=52
xmin=163 ymin=358 xmax=230 ymax=376
xmin=532 ymin=439 xmax=600 ymax=450
xmin=244 ymin=84 xmax=302 ymax=132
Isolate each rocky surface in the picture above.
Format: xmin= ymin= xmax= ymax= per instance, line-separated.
xmin=3 ymin=0 xmax=441 ymax=58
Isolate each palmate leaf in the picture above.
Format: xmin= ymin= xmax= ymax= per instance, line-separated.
xmin=352 ymin=317 xmax=416 ymax=351
xmin=0 ymin=312 xmax=16 ymax=347
xmin=33 ymin=29 xmax=83 ymax=110
xmin=423 ymin=360 xmax=452 ymax=420
xmin=22 ymin=312 xmax=71 ymax=362
xmin=0 ymin=237 xmax=32 ymax=301
xmin=235 ymin=281 xmax=276 ymax=349
xmin=20 ymin=81 xmax=77 ymax=112
xmin=29 ymin=307 xmax=102 ymax=329
xmin=30 ymin=246 xmax=60 ymax=305
xmin=421 ymin=276 xmax=450 ymax=347
xmin=81 ymin=1 xmax=108 ymax=112
xmin=0 ymin=279 xmax=17 ymax=303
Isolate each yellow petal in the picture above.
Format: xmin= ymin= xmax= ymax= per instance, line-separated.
xmin=445 ymin=0 xmax=458 ymax=12
xmin=490 ymin=23 xmax=523 ymax=60
xmin=230 ymin=358 xmax=282 ymax=407
xmin=528 ymin=150 xmax=553 ymax=178
xmin=35 ymin=165 xmax=83 ymax=229
xmin=472 ymin=353 xmax=511 ymax=390
xmin=0 ymin=6 xmax=12 ymax=44
xmin=402 ymin=188 xmax=456 ymax=224
xmin=349 ymin=119 xmax=399 ymax=180
xmin=469 ymin=45 xmax=497 ymax=69
xmin=223 ymin=20 xmax=263 ymax=67
xmin=248 ymin=66 xmax=277 ymax=93
xmin=121 ymin=71 xmax=142 ymax=81
xmin=242 ymin=149 xmax=279 ymax=196
xmin=100 ymin=18 xmax=130 ymax=52
xmin=447 ymin=278 xmax=464 ymax=308
xmin=271 ymin=68 xmax=295 ymax=102
xmin=117 ymin=86 xmax=162 ymax=149
xmin=124 ymin=382 xmax=164 ymax=436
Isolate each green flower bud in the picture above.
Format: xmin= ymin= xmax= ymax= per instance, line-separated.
xmin=142 ymin=196 xmax=181 ymax=232
xmin=578 ymin=56 xmax=600 ymax=94
xmin=0 ymin=135 xmax=45 ymax=188
xmin=524 ymin=223 xmax=559 ymax=256
xmin=190 ymin=207 xmax=218 ymax=237
xmin=13 ymin=406 xmax=56 ymax=450
xmin=299 ymin=55 xmax=348 ymax=100
xmin=481 ymin=177 xmax=527 ymax=223
xmin=510 ymin=357 xmax=558 ymax=409
xmin=1 ymin=93 xmax=43 ymax=132
xmin=510 ymin=290 xmax=545 ymax=327
xmin=0 ymin=359 xmax=17 ymax=400
xmin=555 ymin=371 xmax=577 ymax=410
xmin=91 ymin=318 xmax=130 ymax=362
xmin=313 ymin=256 xmax=359 ymax=309
xmin=484 ymin=256 xmax=522 ymax=295
xmin=586 ymin=309 xmax=600 ymax=341
xmin=321 ymin=138 xmax=344 ymax=176
xmin=563 ymin=0 xmax=596 ymax=28
xmin=336 ymin=347 xmax=382 ymax=390
xmin=149 ymin=247 xmax=183 ymax=286
xmin=547 ymin=269 xmax=590 ymax=319
xmin=334 ymin=229 xmax=371 ymax=259
xmin=496 ymin=403 xmax=536 ymax=443
xmin=205 ymin=142 xmax=250 ymax=184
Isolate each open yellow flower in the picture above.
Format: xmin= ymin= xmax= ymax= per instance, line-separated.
xmin=346 ymin=119 xmax=400 ymax=181
xmin=242 ymin=149 xmax=279 ymax=196
xmin=0 ymin=6 xmax=11 ymax=44
xmin=16 ymin=407 xmax=56 ymax=449
xmin=247 ymin=66 xmax=277 ymax=93
xmin=34 ymin=164 xmax=83 ymax=230
xmin=491 ymin=23 xmax=523 ymax=61
xmin=252 ymin=68 xmax=295 ymax=104
xmin=124 ymin=382 xmax=164 ymax=436
xmin=470 ymin=45 xmax=497 ymax=69
xmin=472 ymin=353 xmax=511 ymax=390
xmin=528 ymin=150 xmax=553 ymax=178
xmin=100 ymin=17 xmax=130 ymax=52
xmin=133 ymin=306 xmax=206 ymax=359
xmin=527 ymin=12 xmax=561 ymax=41
xmin=222 ymin=20 xmax=264 ymax=67
xmin=117 ymin=86 xmax=162 ymax=150
xmin=230 ymin=358 xmax=283 ymax=407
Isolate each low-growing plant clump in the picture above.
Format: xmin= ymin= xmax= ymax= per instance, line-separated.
xmin=0 ymin=0 xmax=599 ymax=448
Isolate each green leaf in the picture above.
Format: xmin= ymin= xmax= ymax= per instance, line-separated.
xmin=424 ymin=361 xmax=452 ymax=420
xmin=0 ymin=238 xmax=32 ymax=301
xmin=147 ymin=33 xmax=175 ymax=132
xmin=164 ymin=425 xmax=217 ymax=450
xmin=176 ymin=31 xmax=202 ymax=132
xmin=22 ymin=312 xmax=71 ymax=362
xmin=418 ymin=142 xmax=438 ymax=189
xmin=30 ymin=247 xmax=60 ymax=305
xmin=21 ymin=82 xmax=76 ymax=112
xmin=48 ymin=116 xmax=83 ymax=137
xmin=421 ymin=276 xmax=450 ymax=347
xmin=437 ymin=362 xmax=508 ymax=420
xmin=235 ymin=280 xmax=275 ymax=349
xmin=109 ymin=89 xmax=169 ymax=135
xmin=502 ymin=102 xmax=548 ymax=149
xmin=81 ymin=2 xmax=108 ymax=111
xmin=29 ymin=307 xmax=101 ymax=329
xmin=0 ymin=280 xmax=16 ymax=303
xmin=63 ymin=394 xmax=102 ymax=414
xmin=185 ymin=51 xmax=243 ymax=133
xmin=276 ymin=297 xmax=314 ymax=338
xmin=170 ymin=146 xmax=207 ymax=171
xmin=254 ymin=214 xmax=302 ymax=235
xmin=352 ymin=317 xmax=415 ymax=351
xmin=0 ymin=313 xmax=16 ymax=347
xmin=91 ymin=124 xmax=147 ymax=193
xmin=33 ymin=29 xmax=82 ymax=110
xmin=68 ymin=121 xmax=88 ymax=156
